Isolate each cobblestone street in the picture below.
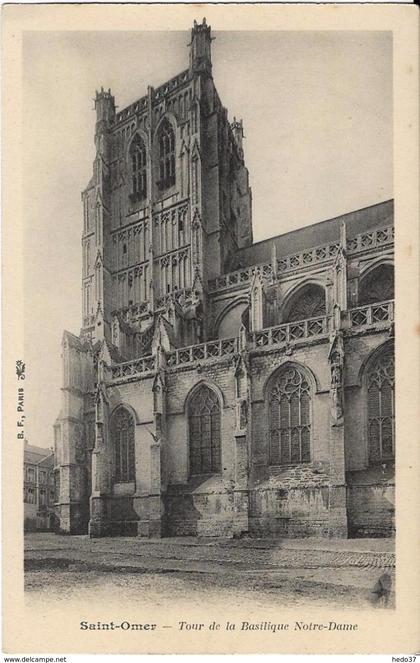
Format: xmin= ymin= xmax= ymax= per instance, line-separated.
xmin=25 ymin=533 xmax=395 ymax=610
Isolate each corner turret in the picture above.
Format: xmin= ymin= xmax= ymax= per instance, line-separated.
xmin=94 ymin=87 xmax=115 ymax=151
xmin=189 ymin=18 xmax=212 ymax=76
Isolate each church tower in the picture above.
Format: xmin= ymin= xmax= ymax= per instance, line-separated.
xmin=79 ymin=18 xmax=253 ymax=353
xmin=55 ymin=19 xmax=254 ymax=535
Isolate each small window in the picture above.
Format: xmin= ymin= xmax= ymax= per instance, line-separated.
xmin=26 ymin=487 xmax=35 ymax=504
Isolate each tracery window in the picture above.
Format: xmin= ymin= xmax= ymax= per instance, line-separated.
xmin=367 ymin=349 xmax=395 ymax=464
xmin=269 ymin=366 xmax=311 ymax=465
xmin=130 ymin=134 xmax=147 ymax=202
xmin=112 ymin=407 xmax=135 ymax=483
xmin=283 ymin=284 xmax=326 ymax=323
xmin=188 ymin=386 xmax=221 ymax=475
xmin=157 ymin=120 xmax=176 ymax=191
xmin=359 ymin=264 xmax=394 ymax=306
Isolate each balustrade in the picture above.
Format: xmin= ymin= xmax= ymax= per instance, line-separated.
xmin=155 ymin=287 xmax=193 ymax=310
xmin=207 ymin=227 xmax=393 ymax=294
xmin=251 ymin=316 xmax=329 ymax=349
xmin=119 ymin=301 xmax=149 ymax=323
xmin=349 ymin=300 xmax=394 ymax=328
xmin=167 ymin=337 xmax=237 ymax=367
xmin=347 ymin=225 xmax=394 ymax=254
xmin=277 ymin=243 xmax=339 ymax=273
xmin=110 ymin=355 xmax=155 ymax=381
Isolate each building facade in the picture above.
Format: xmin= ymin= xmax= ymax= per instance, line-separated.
xmin=24 ymin=442 xmax=56 ymax=531
xmin=54 ymin=20 xmax=395 ymax=538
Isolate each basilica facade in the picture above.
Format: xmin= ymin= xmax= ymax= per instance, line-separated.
xmin=54 ymin=20 xmax=395 ymax=538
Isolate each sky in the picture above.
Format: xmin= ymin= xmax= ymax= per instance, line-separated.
xmin=22 ymin=29 xmax=392 ymax=447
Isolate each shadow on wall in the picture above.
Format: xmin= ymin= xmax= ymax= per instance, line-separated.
xmin=164 ymin=475 xmax=220 ymax=536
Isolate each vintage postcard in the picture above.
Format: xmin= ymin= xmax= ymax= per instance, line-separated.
xmin=2 ymin=2 xmax=419 ymax=656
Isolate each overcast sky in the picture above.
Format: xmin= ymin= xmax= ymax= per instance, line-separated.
xmin=22 ymin=29 xmax=392 ymax=447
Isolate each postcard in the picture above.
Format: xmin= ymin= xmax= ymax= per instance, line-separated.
xmin=2 ymin=3 xmax=419 ymax=655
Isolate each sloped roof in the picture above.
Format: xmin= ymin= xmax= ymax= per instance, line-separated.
xmin=236 ymin=199 xmax=393 ymax=268
xmin=24 ymin=444 xmax=54 ymax=466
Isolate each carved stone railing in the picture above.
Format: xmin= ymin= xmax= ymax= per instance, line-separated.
xmin=349 ymin=300 xmax=394 ymax=329
xmin=277 ymin=242 xmax=340 ymax=273
xmin=109 ymin=355 xmax=155 ymax=382
xmin=167 ymin=337 xmax=238 ymax=367
xmin=208 ymin=242 xmax=340 ymax=293
xmin=347 ymin=225 xmax=394 ymax=254
xmin=207 ymin=226 xmax=393 ymax=295
xmin=118 ymin=301 xmax=149 ymax=323
xmin=154 ymin=69 xmax=190 ymax=101
xmin=251 ymin=316 xmax=329 ymax=350
xmin=116 ymin=96 xmax=148 ymax=123
xmin=155 ymin=287 xmax=193 ymax=311
xmin=208 ymin=264 xmax=273 ymax=293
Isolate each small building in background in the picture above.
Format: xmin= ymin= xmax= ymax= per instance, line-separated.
xmin=23 ymin=441 xmax=56 ymax=532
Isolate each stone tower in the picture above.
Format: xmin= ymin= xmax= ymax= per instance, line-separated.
xmin=54 ymin=20 xmax=253 ymax=534
xmin=79 ymin=18 xmax=253 ymax=353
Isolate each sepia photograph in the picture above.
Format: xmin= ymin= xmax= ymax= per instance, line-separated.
xmin=2 ymin=3 xmax=419 ymax=656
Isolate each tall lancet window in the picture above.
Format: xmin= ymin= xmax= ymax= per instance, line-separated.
xmin=112 ymin=407 xmax=135 ymax=483
xmin=130 ymin=134 xmax=147 ymax=202
xmin=188 ymin=386 xmax=221 ymax=475
xmin=158 ymin=120 xmax=176 ymax=191
xmin=269 ymin=365 xmax=311 ymax=465
xmin=366 ymin=349 xmax=395 ymax=465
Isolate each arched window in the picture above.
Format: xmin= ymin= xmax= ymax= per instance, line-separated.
xmin=188 ymin=386 xmax=221 ymax=475
xmin=130 ymin=135 xmax=147 ymax=202
xmin=269 ymin=366 xmax=311 ymax=465
xmin=283 ymin=284 xmax=326 ymax=323
xmin=157 ymin=120 xmax=176 ymax=191
xmin=217 ymin=301 xmax=248 ymax=339
xmin=359 ymin=264 xmax=394 ymax=305
xmin=366 ymin=349 xmax=395 ymax=464
xmin=111 ymin=407 xmax=135 ymax=482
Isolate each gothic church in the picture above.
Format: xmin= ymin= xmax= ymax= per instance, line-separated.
xmin=54 ymin=20 xmax=395 ymax=538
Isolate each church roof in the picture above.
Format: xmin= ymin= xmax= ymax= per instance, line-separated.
xmin=236 ymin=199 xmax=393 ymax=268
xmin=24 ymin=443 xmax=54 ymax=466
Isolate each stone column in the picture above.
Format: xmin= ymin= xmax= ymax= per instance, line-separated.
xmin=250 ymin=270 xmax=265 ymax=332
xmin=147 ymin=348 xmax=167 ymax=538
xmin=328 ymin=330 xmax=348 ymax=538
xmin=89 ymin=366 xmax=112 ymax=537
xmin=232 ymin=329 xmax=251 ymax=537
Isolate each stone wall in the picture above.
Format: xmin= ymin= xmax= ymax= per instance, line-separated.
xmin=347 ymin=468 xmax=395 ymax=537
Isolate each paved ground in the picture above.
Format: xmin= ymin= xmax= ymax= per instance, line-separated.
xmin=24 ymin=533 xmax=395 ymax=610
